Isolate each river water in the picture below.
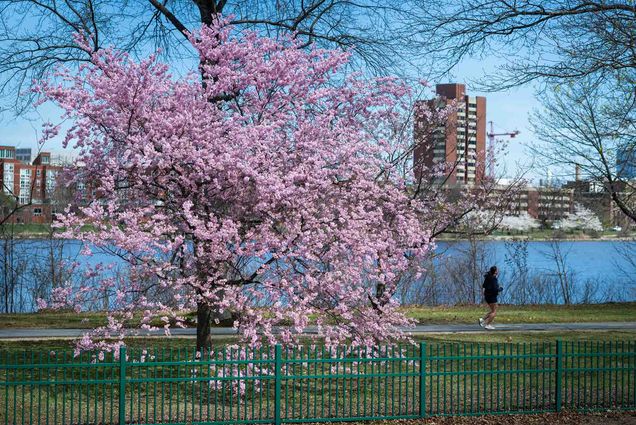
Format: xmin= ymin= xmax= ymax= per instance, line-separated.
xmin=437 ymin=240 xmax=635 ymax=285
xmin=2 ymin=239 xmax=635 ymax=312
xmin=430 ymin=240 xmax=636 ymax=305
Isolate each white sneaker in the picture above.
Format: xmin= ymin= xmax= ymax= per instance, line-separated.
xmin=478 ymin=318 xmax=485 ymax=328
xmin=485 ymin=324 xmax=495 ymax=330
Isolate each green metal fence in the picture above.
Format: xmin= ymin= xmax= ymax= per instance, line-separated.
xmin=1 ymin=340 xmax=635 ymax=424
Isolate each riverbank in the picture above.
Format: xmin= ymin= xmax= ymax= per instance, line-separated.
xmin=2 ymin=224 xmax=635 ymax=240
xmin=439 ymin=229 xmax=636 ymax=241
xmin=2 ymin=303 xmax=634 ymax=329
xmin=0 ymin=223 xmax=55 ymax=238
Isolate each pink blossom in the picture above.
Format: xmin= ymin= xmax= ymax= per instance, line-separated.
xmin=36 ymin=17 xmax=506 ymax=354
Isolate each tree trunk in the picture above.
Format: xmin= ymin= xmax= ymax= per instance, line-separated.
xmin=195 ymin=0 xmax=220 ymax=27
xmin=196 ymin=299 xmax=212 ymax=351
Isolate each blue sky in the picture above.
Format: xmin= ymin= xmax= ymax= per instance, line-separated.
xmin=0 ymin=38 xmax=542 ymax=181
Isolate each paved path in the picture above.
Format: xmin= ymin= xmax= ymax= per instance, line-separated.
xmin=1 ymin=322 xmax=635 ymax=339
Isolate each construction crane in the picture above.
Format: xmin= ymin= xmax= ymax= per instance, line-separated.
xmin=487 ymin=121 xmax=520 ymax=178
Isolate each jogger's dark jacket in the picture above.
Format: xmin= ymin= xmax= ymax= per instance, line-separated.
xmin=482 ymin=273 xmax=500 ymax=297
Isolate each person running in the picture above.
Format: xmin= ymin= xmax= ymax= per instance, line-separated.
xmin=479 ymin=266 xmax=501 ymax=330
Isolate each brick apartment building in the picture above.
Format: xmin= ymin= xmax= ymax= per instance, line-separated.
xmin=511 ymin=185 xmax=575 ymax=222
xmin=0 ymin=146 xmax=61 ymax=224
xmin=414 ymin=83 xmax=487 ymax=185
xmin=502 ymin=179 xmax=636 ymax=227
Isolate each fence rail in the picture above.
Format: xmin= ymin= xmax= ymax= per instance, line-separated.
xmin=1 ymin=340 xmax=635 ymax=424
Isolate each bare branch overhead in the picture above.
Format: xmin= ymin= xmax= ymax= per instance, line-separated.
xmin=0 ymin=0 xmax=435 ymax=114
xmin=414 ymin=0 xmax=636 ymax=90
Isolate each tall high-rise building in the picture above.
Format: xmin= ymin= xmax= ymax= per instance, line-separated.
xmin=413 ymin=83 xmax=486 ymax=185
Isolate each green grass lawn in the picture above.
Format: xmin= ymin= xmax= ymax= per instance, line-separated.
xmin=2 ymin=303 xmax=633 ymax=329
xmin=0 ymin=223 xmax=54 ymax=236
xmin=402 ymin=302 xmax=636 ymax=324
xmin=0 ymin=310 xmax=198 ymax=329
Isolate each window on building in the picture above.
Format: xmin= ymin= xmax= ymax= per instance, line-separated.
xmin=2 ymin=163 xmax=14 ymax=194
xmin=0 ymin=149 xmax=15 ymax=159
xmin=19 ymin=168 xmax=32 ymax=204
xmin=33 ymin=208 xmax=42 ymax=216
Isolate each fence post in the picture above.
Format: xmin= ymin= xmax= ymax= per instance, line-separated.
xmin=555 ymin=340 xmax=562 ymax=412
xmin=419 ymin=342 xmax=427 ymax=418
xmin=274 ymin=345 xmax=282 ymax=425
xmin=119 ymin=346 xmax=127 ymax=425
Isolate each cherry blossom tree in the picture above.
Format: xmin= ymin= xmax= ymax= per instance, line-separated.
xmin=36 ymin=18 xmax=511 ymax=353
xmin=553 ymin=204 xmax=603 ymax=233
xmin=499 ymin=213 xmax=541 ymax=233
xmin=35 ymin=20 xmax=453 ymax=352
